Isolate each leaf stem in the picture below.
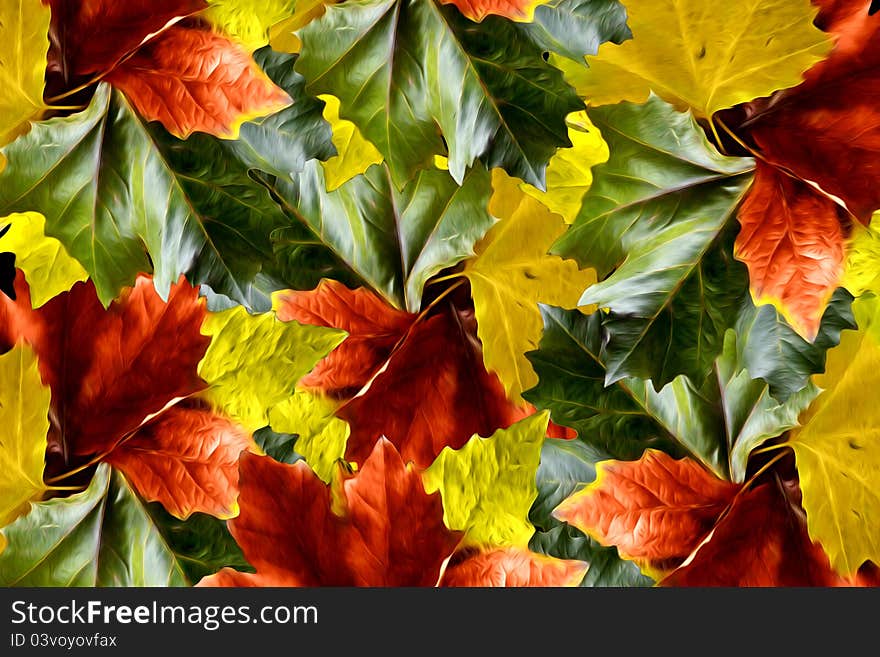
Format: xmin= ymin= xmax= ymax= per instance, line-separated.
xmin=426 ymin=272 xmax=465 ymax=286
xmin=418 ymin=278 xmax=466 ymax=319
xmin=44 ymin=75 xmax=106 ymax=104
xmin=750 ymin=442 xmax=788 ymax=457
xmin=708 ymin=118 xmax=727 ymax=156
xmin=713 ymin=116 xmax=770 ymax=165
xmin=45 ymin=104 xmax=87 ymax=112
xmin=741 ymin=451 xmax=788 ymax=491
xmin=44 ymin=452 xmax=111 ymax=484
xmin=45 ymin=485 xmax=86 ymax=492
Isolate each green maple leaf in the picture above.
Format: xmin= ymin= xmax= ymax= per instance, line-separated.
xmin=0 ymin=48 xmax=342 ymax=310
xmin=259 ymin=160 xmax=494 ymax=312
xmin=525 ymin=306 xmax=817 ymax=481
xmin=520 ymin=0 xmax=631 ymax=63
xmin=552 ymin=95 xmax=754 ymax=388
xmin=0 ymin=465 xmax=193 ymax=586
xmin=295 ymin=0 xmax=582 ymax=188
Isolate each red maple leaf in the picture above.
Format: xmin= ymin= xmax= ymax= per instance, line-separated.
xmin=200 ymin=439 xmax=463 ymax=586
xmin=727 ymin=0 xmax=880 ymax=338
xmin=275 ymin=280 xmax=529 ymax=469
xmin=44 ymin=1 xmax=290 ymax=138
xmin=0 ymin=271 xmax=255 ymax=519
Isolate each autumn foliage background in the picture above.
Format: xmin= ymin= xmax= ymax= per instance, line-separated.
xmin=0 ymin=0 xmax=878 ymax=587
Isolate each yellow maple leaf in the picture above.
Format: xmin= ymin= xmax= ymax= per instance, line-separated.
xmin=788 ymin=295 xmax=880 ymax=575
xmin=0 ymin=0 xmax=51 ymax=170
xmin=520 ymin=110 xmax=608 ymax=224
xmin=0 ymin=345 xmax=50 ymax=534
xmin=422 ymin=412 xmax=549 ymax=549
xmin=205 ymin=0 xmax=295 ymax=51
xmin=842 ymin=212 xmax=880 ymax=297
xmin=556 ymin=0 xmax=832 ymax=118
xmin=198 ymin=304 xmax=346 ymax=431
xmin=318 ymin=94 xmax=384 ymax=191
xmin=268 ymin=0 xmax=334 ymax=53
xmin=464 ymin=169 xmax=596 ymax=402
xmin=268 ymin=389 xmax=350 ymax=483
xmin=0 ymin=212 xmax=89 ymax=308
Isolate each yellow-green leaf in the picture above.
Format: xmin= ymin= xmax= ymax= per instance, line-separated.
xmin=318 ymin=94 xmax=384 ymax=191
xmin=205 ymin=0 xmax=295 ymax=51
xmin=557 ymin=0 xmax=832 ymax=118
xmin=0 ymin=0 xmax=50 ymax=162
xmin=0 ymin=345 xmax=50 ymax=530
xmin=0 ymin=212 xmax=88 ymax=307
xmin=843 ymin=212 xmax=880 ymax=297
xmin=198 ymin=305 xmax=346 ymax=431
xmin=422 ymin=411 xmax=549 ymax=548
xmin=788 ymin=295 xmax=880 ymax=575
xmin=464 ymin=169 xmax=596 ymax=401
xmin=268 ymin=389 xmax=350 ymax=483
xmin=520 ymin=110 xmax=608 ymax=224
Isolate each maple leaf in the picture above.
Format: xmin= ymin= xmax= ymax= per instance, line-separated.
xmin=199 ymin=439 xmax=463 ymax=586
xmin=736 ymin=162 xmax=848 ymax=340
xmin=423 ymin=412 xmax=549 ymax=548
xmin=518 ymin=110 xmax=609 ymax=224
xmin=525 ymin=308 xmax=818 ymax=480
xmin=295 ymin=0 xmax=581 ymax=188
xmin=0 ymin=48 xmax=336 ymax=311
xmin=197 ymin=303 xmax=345 ymax=431
xmin=440 ymin=547 xmax=587 ymax=587
xmin=0 ymin=465 xmax=190 ymax=585
xmin=144 ymin=502 xmax=252 ymax=583
xmin=552 ymin=95 xmax=754 ymax=388
xmin=282 ymin=281 xmax=529 ymax=468
xmin=0 ymin=272 xmax=257 ymax=519
xmin=267 ymin=389 xmax=350 ymax=483
xmin=787 ymin=294 xmax=880 ymax=575
xmin=463 ymin=169 xmax=596 ymax=401
xmin=262 ymin=160 xmax=495 ymax=313
xmin=45 ymin=0 xmax=206 ymax=77
xmin=104 ymin=402 xmax=254 ymax=520
xmin=1 ymin=0 xmax=876 ymax=593
xmin=204 ymin=0 xmax=295 ymax=51
xmin=732 ymin=288 xmax=855 ymax=403
xmin=556 ymin=0 xmax=832 ymax=119
xmin=0 ymin=0 xmax=49 ymax=151
xmin=743 ymin=0 xmax=880 ymax=225
xmin=0 ymin=212 xmax=87 ymax=308
xmin=276 ymin=280 xmax=532 ymax=468
xmin=554 ymin=450 xmax=739 ymax=570
xmin=661 ymin=481 xmax=866 ymax=587
xmin=105 ymin=26 xmax=292 ymax=140
xmin=317 ymin=94 xmax=383 ymax=191
xmin=0 ymin=345 xmax=50 ymax=529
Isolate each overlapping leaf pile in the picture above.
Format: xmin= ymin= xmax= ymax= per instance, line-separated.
xmin=0 ymin=0 xmax=877 ymax=587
